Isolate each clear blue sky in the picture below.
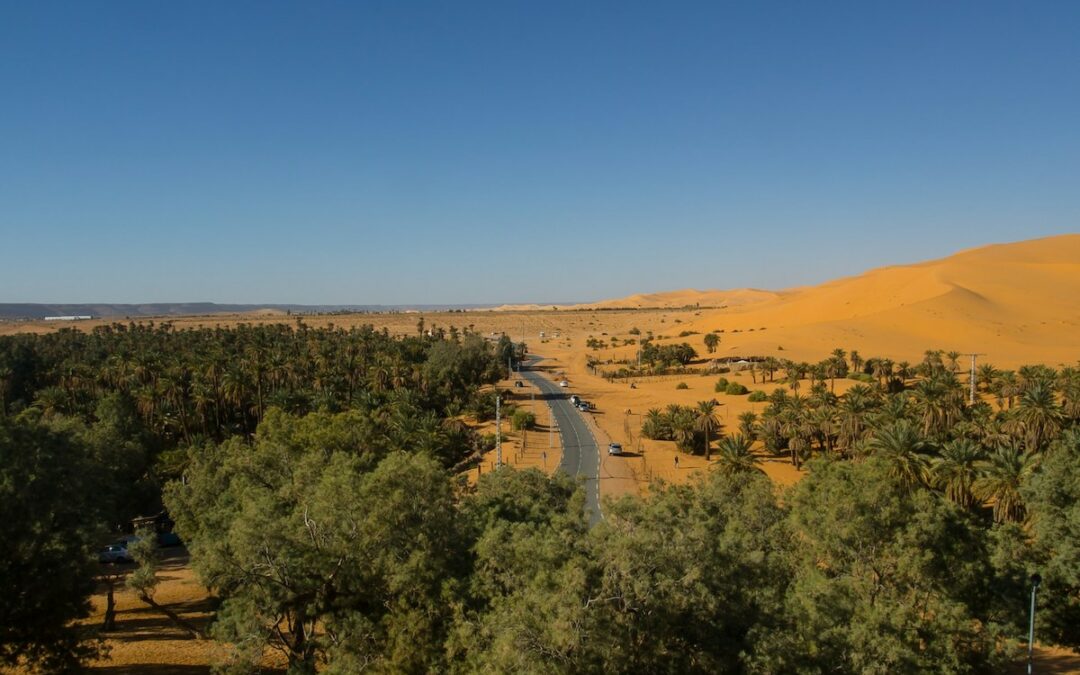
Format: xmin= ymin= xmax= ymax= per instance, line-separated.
xmin=2 ymin=2 xmax=1078 ymax=305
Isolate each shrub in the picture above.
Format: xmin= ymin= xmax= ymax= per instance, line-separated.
xmin=747 ymin=390 xmax=768 ymax=402
xmin=628 ymin=327 xmax=641 ymax=335
xmin=510 ymin=409 xmax=536 ymax=431
xmin=469 ymin=390 xmax=499 ymax=422
xmin=676 ymin=382 xmax=689 ymax=390
xmin=714 ymin=377 xmax=730 ymax=392
xmin=725 ymin=382 xmax=749 ymax=395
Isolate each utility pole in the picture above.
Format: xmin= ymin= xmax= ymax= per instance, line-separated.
xmin=1028 ymin=573 xmax=1041 ymax=674
xmin=964 ymin=353 xmax=986 ymax=405
xmin=495 ymin=390 xmax=502 ymax=469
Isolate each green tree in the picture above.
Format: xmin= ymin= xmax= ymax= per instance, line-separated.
xmin=0 ymin=416 xmax=103 ymax=672
xmin=737 ymin=410 xmax=758 ymax=438
xmin=974 ymin=444 xmax=1037 ymax=523
xmin=931 ymin=438 xmax=985 ymax=510
xmin=1022 ymin=432 xmax=1080 ymax=647
xmin=694 ymin=400 xmax=721 ymax=461
xmin=703 ymin=332 xmax=719 ymax=354
xmin=165 ymin=411 xmax=460 ymax=673
xmin=583 ymin=471 xmax=787 ymax=673
xmin=1011 ymin=379 xmax=1063 ymax=451
xmin=867 ymin=420 xmax=933 ymax=489
xmin=127 ymin=528 xmax=205 ymax=639
xmin=713 ymin=434 xmax=762 ymax=476
xmin=758 ymin=458 xmax=1017 ymax=673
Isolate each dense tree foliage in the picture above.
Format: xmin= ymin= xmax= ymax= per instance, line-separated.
xmin=0 ymin=416 xmax=102 ymax=672
xmin=0 ymin=321 xmax=506 ymax=527
xmin=0 ymin=321 xmax=507 ymax=669
xmin=4 ymin=325 xmax=1080 ymax=672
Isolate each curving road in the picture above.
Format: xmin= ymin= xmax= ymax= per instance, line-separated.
xmin=520 ymin=359 xmax=603 ymax=526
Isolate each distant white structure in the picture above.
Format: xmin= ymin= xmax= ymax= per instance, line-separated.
xmin=44 ymin=315 xmax=92 ymax=321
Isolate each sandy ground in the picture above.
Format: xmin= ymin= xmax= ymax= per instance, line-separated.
xmin=465 ymin=373 xmax=563 ymax=483
xmin=72 ymin=549 xmax=284 ymax=674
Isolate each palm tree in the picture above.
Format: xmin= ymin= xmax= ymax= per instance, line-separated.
xmin=895 ymin=361 xmax=913 ymax=384
xmin=670 ymin=407 xmax=698 ymax=454
xmin=810 ymin=405 xmax=837 ymax=455
xmin=712 ymin=434 xmax=762 ymax=475
xmin=849 ymin=350 xmax=863 ymax=375
xmin=914 ymin=374 xmax=967 ymax=438
xmin=922 ymin=350 xmax=945 ymax=377
xmin=641 ymin=407 xmax=665 ymax=440
xmin=931 ymin=439 xmax=985 ymax=509
xmin=946 ymin=351 xmax=962 ymax=374
xmin=1012 ymin=380 xmax=1064 ymax=451
xmin=824 ymin=357 xmax=843 ymax=393
xmin=996 ymin=371 xmax=1020 ymax=410
xmin=694 ymin=400 xmax=722 ymax=461
xmin=976 ymin=363 xmax=999 ymax=394
xmin=837 ymin=384 xmax=876 ymax=454
xmin=870 ymin=358 xmax=890 ymax=389
xmin=1057 ymin=367 xmax=1080 ymax=422
xmin=973 ymin=444 xmax=1037 ymax=523
xmin=784 ymin=362 xmax=802 ymax=393
xmin=868 ymin=420 xmax=932 ymax=489
xmin=762 ymin=357 xmax=779 ymax=382
xmin=738 ymin=410 xmax=758 ymax=439
xmin=831 ymin=348 xmax=847 ymax=368
xmin=779 ymin=394 xmax=812 ymax=468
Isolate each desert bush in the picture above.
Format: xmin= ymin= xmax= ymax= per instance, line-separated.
xmin=747 ymin=390 xmax=768 ymax=402
xmin=511 ymin=409 xmax=536 ymax=431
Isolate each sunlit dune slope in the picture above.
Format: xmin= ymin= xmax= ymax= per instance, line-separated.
xmin=674 ymin=234 xmax=1080 ymax=368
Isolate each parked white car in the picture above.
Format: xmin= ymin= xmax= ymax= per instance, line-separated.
xmin=607 ymin=442 xmax=623 ymax=456
xmin=98 ymin=544 xmax=133 ymax=564
xmin=559 ymin=380 xmax=569 ymax=387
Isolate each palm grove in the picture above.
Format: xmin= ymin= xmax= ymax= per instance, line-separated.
xmin=1 ymin=327 xmax=1079 ymax=674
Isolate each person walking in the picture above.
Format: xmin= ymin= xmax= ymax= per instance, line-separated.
xmin=674 ymin=455 xmax=680 ymax=469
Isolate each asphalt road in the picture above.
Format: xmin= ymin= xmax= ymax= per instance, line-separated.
xmin=519 ymin=359 xmax=603 ymax=526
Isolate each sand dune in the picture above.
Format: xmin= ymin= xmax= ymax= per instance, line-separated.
xmin=673 ymin=234 xmax=1080 ymax=368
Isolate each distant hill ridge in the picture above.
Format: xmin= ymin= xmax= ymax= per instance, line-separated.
xmin=0 ymin=302 xmax=501 ymax=320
